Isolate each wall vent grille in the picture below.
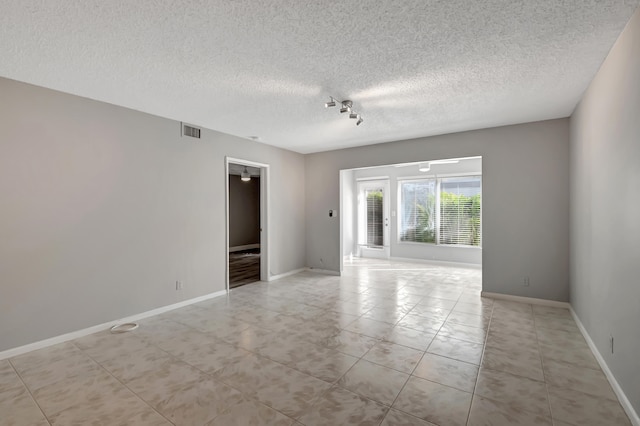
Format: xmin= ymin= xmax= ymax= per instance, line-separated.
xmin=182 ymin=124 xmax=201 ymax=139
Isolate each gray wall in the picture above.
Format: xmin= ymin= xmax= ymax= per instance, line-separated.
xmin=570 ymin=7 xmax=640 ymax=414
xmin=0 ymin=77 xmax=306 ymax=352
xmin=229 ymin=174 xmax=260 ymax=248
xmin=306 ymin=119 xmax=570 ymax=301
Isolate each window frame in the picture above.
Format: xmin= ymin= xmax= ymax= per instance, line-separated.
xmin=397 ymin=173 xmax=482 ymax=248
xmin=356 ymin=178 xmax=391 ymax=255
xmin=397 ymin=177 xmax=437 ymax=245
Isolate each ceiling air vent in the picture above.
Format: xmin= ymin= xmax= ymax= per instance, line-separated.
xmin=182 ymin=123 xmax=201 ymax=139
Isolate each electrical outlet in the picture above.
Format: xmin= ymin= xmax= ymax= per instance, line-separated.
xmin=176 ymin=280 xmax=183 ymax=291
xmin=610 ymin=335 xmax=614 ymax=353
xmin=523 ymin=277 xmax=530 ymax=286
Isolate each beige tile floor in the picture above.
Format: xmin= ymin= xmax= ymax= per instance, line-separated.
xmin=0 ymin=259 xmax=632 ymax=425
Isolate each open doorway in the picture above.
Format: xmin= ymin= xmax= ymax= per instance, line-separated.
xmin=340 ymin=156 xmax=482 ymax=273
xmin=226 ymin=158 xmax=270 ymax=290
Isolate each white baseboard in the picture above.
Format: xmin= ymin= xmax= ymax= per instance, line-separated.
xmin=0 ymin=289 xmax=228 ymax=361
xmin=305 ymin=267 xmax=341 ymax=276
xmin=570 ymin=307 xmax=639 ymax=426
xmin=229 ymin=244 xmax=260 ymax=253
xmin=481 ymin=292 xmax=570 ymax=308
xmin=390 ymin=256 xmax=482 ymax=269
xmin=267 ymin=268 xmax=305 ymax=281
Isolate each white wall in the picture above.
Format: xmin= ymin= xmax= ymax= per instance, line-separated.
xmin=306 ymin=119 xmax=570 ymax=301
xmin=340 ymin=169 xmax=356 ymax=258
xmin=346 ymin=158 xmax=482 ymax=264
xmin=0 ymin=77 xmax=306 ymax=352
xmin=570 ymin=6 xmax=640 ymax=415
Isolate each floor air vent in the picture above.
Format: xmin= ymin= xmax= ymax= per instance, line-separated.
xmin=182 ymin=123 xmax=201 ymax=139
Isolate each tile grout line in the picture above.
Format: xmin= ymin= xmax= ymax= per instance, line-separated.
xmin=533 ymin=310 xmax=558 ymax=426
xmin=77 ymin=319 xmax=303 ymax=425
xmin=319 ymin=285 xmax=427 ymax=425
xmin=175 ymin=300 xmax=356 ymax=424
xmin=379 ymin=280 xmax=481 ymax=423
xmin=69 ymin=340 xmax=178 ymax=426
xmin=7 ymin=358 xmax=54 ymax=426
xmin=151 ymin=324 xmax=318 ymax=424
xmin=317 ymin=316 xmax=390 ymax=421
xmin=479 ymin=303 xmax=564 ymax=423
xmin=369 ymin=280 xmax=432 ymax=425
xmin=382 ymin=351 xmax=422 ymax=423
xmin=463 ymin=291 xmax=495 ymax=426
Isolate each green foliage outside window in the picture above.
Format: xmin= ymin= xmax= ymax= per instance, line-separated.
xmin=413 ymin=195 xmax=436 ymax=243
xmin=366 ymin=191 xmax=384 ymax=247
xmin=401 ymin=192 xmax=481 ymax=246
xmin=439 ymin=192 xmax=481 ymax=246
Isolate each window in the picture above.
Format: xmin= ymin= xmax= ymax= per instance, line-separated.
xmin=399 ymin=179 xmax=436 ymax=243
xmin=399 ymin=176 xmax=481 ymax=247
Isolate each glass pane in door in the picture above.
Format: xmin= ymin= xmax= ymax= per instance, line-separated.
xmin=366 ymin=188 xmax=384 ymax=247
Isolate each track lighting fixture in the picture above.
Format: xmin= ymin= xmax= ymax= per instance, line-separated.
xmin=324 ymin=97 xmax=363 ymax=126
xmin=241 ymin=166 xmax=251 ymax=182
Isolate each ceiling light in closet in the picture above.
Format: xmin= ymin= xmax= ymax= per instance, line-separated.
xmin=241 ymin=166 xmax=251 ymax=182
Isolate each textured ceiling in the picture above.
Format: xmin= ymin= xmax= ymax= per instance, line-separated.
xmin=0 ymin=1 xmax=638 ymax=153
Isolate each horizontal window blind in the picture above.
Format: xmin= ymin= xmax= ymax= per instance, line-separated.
xmin=398 ymin=176 xmax=481 ymax=247
xmin=439 ymin=176 xmax=482 ymax=246
xmin=366 ymin=189 xmax=384 ymax=247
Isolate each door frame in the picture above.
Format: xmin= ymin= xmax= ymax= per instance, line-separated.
xmin=225 ymin=157 xmax=270 ymax=291
xmin=357 ymin=178 xmax=391 ymax=259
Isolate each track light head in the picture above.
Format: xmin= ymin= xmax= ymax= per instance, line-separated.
xmin=349 ymin=112 xmax=358 ymax=119
xmin=340 ymin=100 xmax=353 ymax=113
xmin=325 ymin=98 xmax=336 ymax=108
xmin=356 ymin=117 xmax=363 ymax=126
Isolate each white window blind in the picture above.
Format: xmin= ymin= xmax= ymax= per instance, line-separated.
xmin=398 ymin=176 xmax=481 ymax=247
xmin=439 ymin=176 xmax=482 ymax=246
xmin=399 ymin=179 xmax=436 ymax=243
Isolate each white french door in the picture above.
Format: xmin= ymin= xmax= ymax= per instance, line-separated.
xmin=357 ymin=179 xmax=390 ymax=259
